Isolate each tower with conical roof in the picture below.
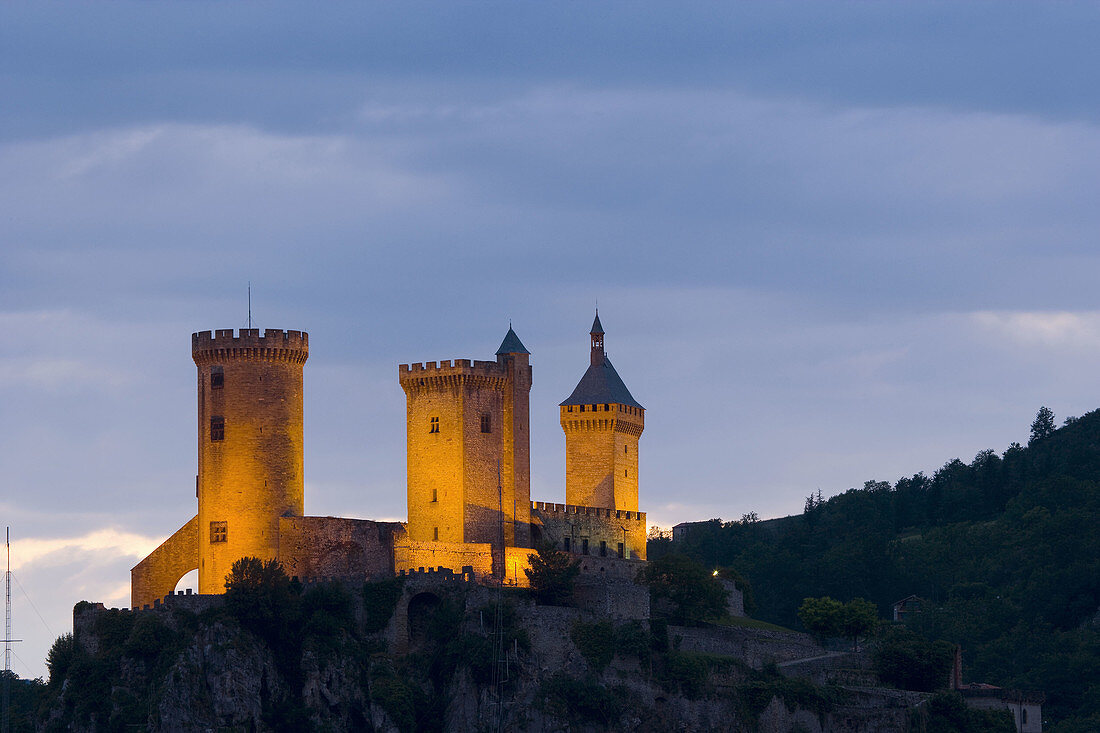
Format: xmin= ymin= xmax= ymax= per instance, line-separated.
xmin=399 ymin=327 xmax=532 ymax=552
xmin=560 ymin=312 xmax=644 ymax=511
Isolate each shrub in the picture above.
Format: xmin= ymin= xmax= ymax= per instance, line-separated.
xmin=362 ymin=577 xmax=404 ymax=634
xmin=525 ymin=542 xmax=581 ymax=606
xmin=571 ymin=620 xmax=616 ymax=672
xmin=538 ymin=673 xmax=627 ymax=727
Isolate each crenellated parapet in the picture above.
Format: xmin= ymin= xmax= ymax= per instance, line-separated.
xmin=192 ymin=328 xmax=309 ymax=365
xmin=532 ymin=501 xmax=646 ymax=524
xmin=560 ymin=404 xmax=645 ymax=437
xmin=398 ymin=359 xmax=508 ymax=392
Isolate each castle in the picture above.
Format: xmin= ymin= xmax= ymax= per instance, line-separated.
xmin=131 ymin=313 xmax=648 ymax=608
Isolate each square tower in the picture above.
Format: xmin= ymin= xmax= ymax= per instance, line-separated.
xmin=400 ymin=328 xmax=532 ymax=549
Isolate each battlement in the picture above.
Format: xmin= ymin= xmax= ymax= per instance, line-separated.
xmin=398 ymin=358 xmax=509 ymax=389
xmin=532 ymin=501 xmax=646 ymax=523
xmin=192 ymin=328 xmax=309 ymax=364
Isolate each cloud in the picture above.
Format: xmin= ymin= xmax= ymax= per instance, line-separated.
xmin=10 ymin=528 xmax=162 ymax=573
xmin=970 ymin=310 xmax=1100 ymax=349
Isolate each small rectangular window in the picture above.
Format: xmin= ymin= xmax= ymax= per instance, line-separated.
xmin=210 ymin=416 xmax=225 ymax=441
xmin=210 ymin=521 xmax=227 ymax=543
xmin=480 ymin=413 xmax=491 ymax=433
xmin=599 ymin=540 xmax=607 ymax=557
xmin=582 ymin=538 xmax=589 ymax=555
xmin=431 ymin=488 xmax=438 ymax=502
xmin=433 ymin=527 xmax=439 ymax=541
xmin=563 ymin=537 xmax=571 ymax=552
xmin=210 ymin=367 xmax=224 ymax=389
xmin=430 ymin=416 xmax=440 ymax=434
xmin=579 ymin=405 xmax=585 ymax=413
xmin=618 ymin=542 xmax=625 ymax=559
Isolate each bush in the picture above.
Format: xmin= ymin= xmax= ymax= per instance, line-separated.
xmin=873 ymin=625 xmax=955 ymax=692
xmin=362 ymin=577 xmax=404 ymax=633
xmin=525 ymin=542 xmax=581 ymax=606
xmin=571 ymin=620 xmax=616 ymax=672
xmin=640 ymin=554 xmax=728 ymax=626
xmin=538 ymin=673 xmax=627 ymax=727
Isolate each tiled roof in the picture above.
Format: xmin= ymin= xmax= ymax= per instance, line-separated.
xmin=560 ymin=356 xmax=643 ymax=408
xmin=495 ymin=327 xmax=530 ymax=355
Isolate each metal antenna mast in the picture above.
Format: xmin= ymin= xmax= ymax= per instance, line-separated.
xmin=3 ymin=527 xmax=10 ymax=733
xmin=248 ymin=282 xmax=252 ymax=329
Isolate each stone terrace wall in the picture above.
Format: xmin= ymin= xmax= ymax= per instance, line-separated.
xmin=669 ymin=624 xmax=822 ymax=667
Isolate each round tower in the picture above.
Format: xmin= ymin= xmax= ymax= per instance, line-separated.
xmin=559 ymin=312 xmax=644 ymax=511
xmin=192 ymin=328 xmax=308 ymax=594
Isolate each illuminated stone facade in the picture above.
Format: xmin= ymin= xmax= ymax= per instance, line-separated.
xmin=132 ymin=315 xmax=648 ymax=609
xmin=560 ymin=313 xmax=645 ymax=512
xmin=399 ymin=328 xmax=532 ymax=551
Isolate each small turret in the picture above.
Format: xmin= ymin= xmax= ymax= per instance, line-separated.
xmin=590 ymin=312 xmax=604 ymax=366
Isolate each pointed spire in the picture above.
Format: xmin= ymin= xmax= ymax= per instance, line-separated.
xmin=590 ymin=309 xmax=604 ymax=335
xmin=496 ymin=325 xmax=530 ymax=355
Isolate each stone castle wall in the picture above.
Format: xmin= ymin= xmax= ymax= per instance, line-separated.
xmin=278 ymin=516 xmax=402 ymax=582
xmin=532 ymin=501 xmax=647 ymax=561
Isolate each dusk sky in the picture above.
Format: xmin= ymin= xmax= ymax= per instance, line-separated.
xmin=4 ymin=2 xmax=1100 ymax=679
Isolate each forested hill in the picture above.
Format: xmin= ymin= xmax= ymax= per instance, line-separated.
xmin=651 ymin=406 xmax=1100 ymax=731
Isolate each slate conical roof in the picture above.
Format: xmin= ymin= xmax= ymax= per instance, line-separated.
xmin=590 ymin=311 xmax=604 ymax=335
xmin=560 ymin=356 xmax=643 ymax=408
xmin=495 ymin=326 xmax=530 ymax=355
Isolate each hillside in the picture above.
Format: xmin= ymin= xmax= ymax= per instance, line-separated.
xmin=653 ymin=407 xmax=1100 ymax=731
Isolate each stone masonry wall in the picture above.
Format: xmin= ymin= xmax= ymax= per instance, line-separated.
xmin=533 ymin=501 xmax=647 ymax=560
xmin=278 ymin=516 xmax=402 ymax=582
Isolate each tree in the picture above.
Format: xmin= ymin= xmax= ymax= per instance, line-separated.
xmin=640 ymin=554 xmax=728 ymax=626
xmin=526 ymin=542 xmax=581 ymax=606
xmin=838 ymin=597 xmax=878 ymax=650
xmin=798 ymin=597 xmax=878 ymax=650
xmin=1030 ymin=406 xmax=1056 ymax=445
xmin=224 ymin=557 xmax=298 ymax=644
xmin=798 ymin=596 xmax=843 ymax=639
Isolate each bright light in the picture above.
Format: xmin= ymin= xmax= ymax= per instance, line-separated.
xmin=712 ymin=569 xmax=719 ymax=576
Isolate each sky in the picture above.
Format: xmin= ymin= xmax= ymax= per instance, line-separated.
xmin=3 ymin=1 xmax=1100 ymax=680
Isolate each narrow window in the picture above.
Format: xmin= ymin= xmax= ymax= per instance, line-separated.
xmin=617 ymin=542 xmax=625 ymax=559
xmin=563 ymin=537 xmax=571 ymax=552
xmin=582 ymin=538 xmax=589 ymax=555
xmin=210 ymin=416 xmax=225 ymax=441
xmin=600 ymin=540 xmax=607 ymax=557
xmin=624 ymin=445 xmax=628 ymax=455
xmin=604 ymin=404 xmax=609 ymax=411
xmin=433 ymin=527 xmax=439 ymax=541
xmin=210 ymin=366 xmax=224 ymax=389
xmin=210 ymin=521 xmax=227 ymax=543
xmin=579 ymin=405 xmax=585 ymax=413
xmin=431 ymin=488 xmax=438 ymax=502
xmin=567 ymin=406 xmax=573 ymax=413
xmin=625 ymin=469 xmax=628 ymax=477
xmin=480 ymin=413 xmax=491 ymax=433
xmin=430 ymin=416 xmax=440 ymax=433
